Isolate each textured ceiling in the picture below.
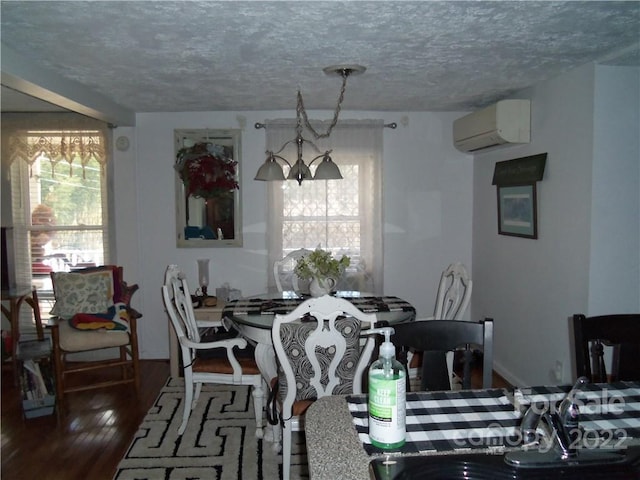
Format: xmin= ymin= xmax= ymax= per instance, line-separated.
xmin=1 ymin=1 xmax=639 ymax=114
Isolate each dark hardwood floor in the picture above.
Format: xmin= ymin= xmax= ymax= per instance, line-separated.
xmin=1 ymin=359 xmax=170 ymax=480
xmin=485 ymin=369 xmax=511 ymax=389
xmin=467 ymin=354 xmax=512 ymax=389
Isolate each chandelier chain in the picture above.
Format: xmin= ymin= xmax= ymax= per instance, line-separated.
xmin=255 ymin=65 xmax=364 ymax=184
xmin=297 ymin=72 xmax=348 ymax=140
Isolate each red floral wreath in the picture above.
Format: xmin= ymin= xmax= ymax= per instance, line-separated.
xmin=175 ymin=142 xmax=239 ymax=198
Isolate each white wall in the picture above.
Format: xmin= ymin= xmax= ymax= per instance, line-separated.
xmin=124 ymin=111 xmax=473 ymax=359
xmin=472 ymin=63 xmax=640 ymax=387
xmin=589 ymin=66 xmax=640 ymax=314
xmin=381 ymin=112 xmax=474 ymax=315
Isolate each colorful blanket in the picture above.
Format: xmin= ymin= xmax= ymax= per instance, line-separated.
xmin=70 ymin=303 xmax=130 ymax=332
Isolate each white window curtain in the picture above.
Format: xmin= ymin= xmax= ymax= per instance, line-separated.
xmin=2 ymin=113 xmax=110 ymax=176
xmin=265 ymin=119 xmax=383 ymax=294
xmin=1 ymin=113 xmax=112 ymax=332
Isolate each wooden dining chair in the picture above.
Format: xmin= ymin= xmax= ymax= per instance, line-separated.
xmin=572 ymin=313 xmax=640 ymax=383
xmin=271 ymin=294 xmax=377 ymax=480
xmin=49 ymin=265 xmax=141 ymax=415
xmin=392 ymin=318 xmax=494 ymax=391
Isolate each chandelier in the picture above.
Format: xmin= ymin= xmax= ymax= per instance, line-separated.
xmin=254 ymin=64 xmax=365 ymax=185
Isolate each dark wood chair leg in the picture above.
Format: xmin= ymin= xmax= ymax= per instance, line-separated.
xmin=50 ymin=323 xmax=65 ymax=417
xmin=129 ymin=316 xmax=140 ymax=395
xmin=119 ymin=346 xmax=128 ymax=380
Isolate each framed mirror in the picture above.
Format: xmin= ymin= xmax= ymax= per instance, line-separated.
xmin=174 ymin=129 xmax=242 ymax=247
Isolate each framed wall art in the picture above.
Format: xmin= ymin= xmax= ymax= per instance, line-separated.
xmin=492 ymin=153 xmax=546 ymax=239
xmin=497 ymin=183 xmax=538 ymax=239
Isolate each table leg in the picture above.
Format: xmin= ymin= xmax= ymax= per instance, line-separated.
xmin=253 ymin=342 xmax=282 ymax=446
xmin=231 ymin=323 xmax=281 ymax=444
xmin=254 ymin=342 xmax=277 ymax=384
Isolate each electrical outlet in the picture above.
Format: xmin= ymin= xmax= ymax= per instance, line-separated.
xmin=554 ymin=360 xmax=563 ymax=383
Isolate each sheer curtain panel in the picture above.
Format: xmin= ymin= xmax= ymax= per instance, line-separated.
xmin=265 ymin=119 xmax=383 ymax=294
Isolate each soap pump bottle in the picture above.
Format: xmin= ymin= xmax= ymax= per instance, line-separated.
xmin=366 ymin=327 xmax=406 ymax=450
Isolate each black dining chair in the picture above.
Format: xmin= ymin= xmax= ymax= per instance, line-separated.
xmin=407 ymin=262 xmax=473 ymax=384
xmin=572 ymin=313 xmax=640 ymax=383
xmin=392 ymin=318 xmax=494 ymax=391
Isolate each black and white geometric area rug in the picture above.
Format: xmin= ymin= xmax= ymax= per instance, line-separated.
xmin=114 ymin=378 xmax=308 ymax=480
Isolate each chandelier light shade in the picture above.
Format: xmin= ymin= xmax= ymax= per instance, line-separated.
xmin=312 ymin=153 xmax=343 ymax=180
xmin=254 ymin=152 xmax=287 ymax=181
xmin=286 ymin=158 xmax=313 ymax=183
xmin=254 ymin=64 xmax=365 ymax=185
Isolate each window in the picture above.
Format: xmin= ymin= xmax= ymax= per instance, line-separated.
xmin=2 ymin=114 xmax=111 ymax=304
xmin=266 ymin=120 xmax=383 ymax=293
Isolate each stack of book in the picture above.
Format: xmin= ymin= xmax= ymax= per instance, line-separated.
xmin=17 ymin=339 xmax=55 ymax=418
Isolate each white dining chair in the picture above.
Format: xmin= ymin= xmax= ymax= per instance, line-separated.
xmin=431 ymin=262 xmax=472 ymax=321
xmin=271 ymin=294 xmax=377 ymax=480
xmin=162 ymin=264 xmax=265 ymax=437
xmin=273 ymin=248 xmax=312 ymax=293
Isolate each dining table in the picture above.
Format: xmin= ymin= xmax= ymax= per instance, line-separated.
xmin=305 ymin=381 xmax=640 ymax=479
xmin=222 ymin=291 xmax=416 ymax=385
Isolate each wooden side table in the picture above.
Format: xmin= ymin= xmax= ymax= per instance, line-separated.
xmin=168 ymin=301 xmax=226 ymax=378
xmin=1 ymin=285 xmax=44 ymax=384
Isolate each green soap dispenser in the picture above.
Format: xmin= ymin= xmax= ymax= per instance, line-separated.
xmin=366 ymin=327 xmax=406 ymax=449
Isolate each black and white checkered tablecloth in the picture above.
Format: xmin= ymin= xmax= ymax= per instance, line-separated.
xmin=347 ymin=389 xmax=521 ymax=455
xmin=223 ymin=296 xmax=415 ymax=317
xmin=514 ymin=381 xmax=640 ymax=444
xmin=348 ymin=381 xmax=640 ymax=456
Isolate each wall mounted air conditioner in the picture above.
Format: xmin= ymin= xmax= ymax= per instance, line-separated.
xmin=453 ymin=99 xmax=530 ymax=152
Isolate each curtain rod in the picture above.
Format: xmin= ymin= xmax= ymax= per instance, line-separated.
xmin=254 ymin=122 xmax=397 ymax=130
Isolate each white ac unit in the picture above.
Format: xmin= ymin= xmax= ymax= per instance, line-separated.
xmin=453 ymin=99 xmax=531 ymax=152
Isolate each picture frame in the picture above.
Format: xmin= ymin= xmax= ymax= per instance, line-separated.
xmin=497 ymin=183 xmax=538 ymax=239
xmin=174 ymin=129 xmax=243 ymax=248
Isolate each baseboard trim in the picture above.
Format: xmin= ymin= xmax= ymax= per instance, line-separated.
xmin=493 ymin=359 xmax=525 ymax=388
